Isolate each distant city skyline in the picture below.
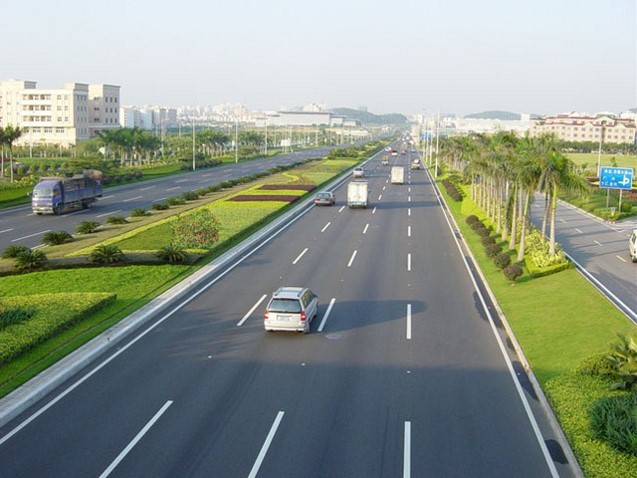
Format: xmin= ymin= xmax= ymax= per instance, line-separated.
xmin=2 ymin=0 xmax=635 ymax=117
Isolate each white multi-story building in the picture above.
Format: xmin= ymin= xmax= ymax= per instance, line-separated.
xmin=530 ymin=113 xmax=636 ymax=145
xmin=0 ymin=78 xmax=120 ymax=148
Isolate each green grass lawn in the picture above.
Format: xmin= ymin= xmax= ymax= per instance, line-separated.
xmin=567 ymin=152 xmax=637 ymax=171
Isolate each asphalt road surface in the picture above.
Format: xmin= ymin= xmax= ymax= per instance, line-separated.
xmin=0 ymin=149 xmax=577 ymax=477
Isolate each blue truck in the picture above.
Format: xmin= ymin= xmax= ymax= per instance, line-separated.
xmin=31 ymin=171 xmax=103 ymax=215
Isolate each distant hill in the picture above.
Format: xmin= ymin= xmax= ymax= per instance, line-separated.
xmin=331 ymin=107 xmax=408 ymax=125
xmin=464 ymin=111 xmax=521 ymax=120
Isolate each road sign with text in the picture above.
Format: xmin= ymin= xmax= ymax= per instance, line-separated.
xmin=599 ymin=167 xmax=634 ymax=190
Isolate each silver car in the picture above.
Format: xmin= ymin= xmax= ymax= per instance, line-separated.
xmin=264 ymin=287 xmax=319 ymax=333
xmin=353 ymin=167 xmax=365 ymax=178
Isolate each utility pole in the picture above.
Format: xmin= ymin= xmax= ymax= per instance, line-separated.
xmin=235 ymin=118 xmax=239 ymax=163
xmin=192 ymin=121 xmax=196 ymax=171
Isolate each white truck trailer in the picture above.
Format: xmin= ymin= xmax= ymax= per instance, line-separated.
xmin=347 ymin=181 xmax=368 ymax=208
xmin=391 ymin=166 xmax=405 ymax=184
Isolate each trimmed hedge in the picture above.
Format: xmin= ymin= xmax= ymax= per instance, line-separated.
xmin=545 ymin=371 xmax=637 ymax=477
xmin=0 ymin=293 xmax=116 ymax=363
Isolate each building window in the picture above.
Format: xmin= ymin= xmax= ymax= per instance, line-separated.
xmin=57 ymin=117 xmax=62 ymax=121
xmin=56 ymin=128 xmax=64 ymax=133
xmin=44 ymin=127 xmax=52 ymax=133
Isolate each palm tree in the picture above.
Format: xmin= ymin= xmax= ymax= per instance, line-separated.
xmin=3 ymin=125 xmax=22 ymax=182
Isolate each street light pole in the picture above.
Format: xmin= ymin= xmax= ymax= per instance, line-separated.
xmin=235 ymin=118 xmax=239 ymax=163
xmin=596 ymin=121 xmax=605 ymax=178
xmin=192 ymin=121 xmax=196 ymax=171
xmin=264 ymin=115 xmax=268 ymax=156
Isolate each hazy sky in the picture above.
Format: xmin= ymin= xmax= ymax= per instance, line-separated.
xmin=2 ymin=0 xmax=635 ymax=116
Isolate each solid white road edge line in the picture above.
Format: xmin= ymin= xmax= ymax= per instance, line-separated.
xmin=318 ymin=298 xmax=336 ymax=332
xmin=321 ymin=222 xmax=331 ymax=232
xmin=429 ymin=168 xmax=560 ymax=477
xmin=238 ymin=294 xmax=268 ymax=327
xmin=292 ymin=247 xmax=308 ymax=265
xmin=347 ymin=250 xmax=357 ymax=267
xmin=248 ymin=411 xmax=285 ymax=478
xmin=403 ymin=421 xmax=411 ymax=478
xmin=99 ymin=400 xmax=173 ymax=478
xmin=406 ymin=304 xmax=412 ymax=340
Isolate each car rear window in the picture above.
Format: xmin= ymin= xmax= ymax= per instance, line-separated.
xmin=268 ymin=298 xmax=302 ymax=313
xmin=317 ymin=193 xmax=330 ymax=198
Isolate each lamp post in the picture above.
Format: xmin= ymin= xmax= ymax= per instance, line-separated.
xmin=596 ymin=120 xmax=605 ymax=179
xmin=264 ymin=115 xmax=268 ymax=156
xmin=235 ymin=118 xmax=238 ymax=163
xmin=192 ymin=121 xmax=196 ymax=171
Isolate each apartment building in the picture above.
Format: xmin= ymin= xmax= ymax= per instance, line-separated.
xmin=0 ymin=79 xmax=120 ymax=148
xmin=530 ymin=113 xmax=636 ymax=145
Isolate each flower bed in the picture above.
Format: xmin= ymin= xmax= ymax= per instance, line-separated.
xmin=258 ymin=184 xmax=315 ymax=191
xmin=229 ymin=195 xmax=300 ymax=202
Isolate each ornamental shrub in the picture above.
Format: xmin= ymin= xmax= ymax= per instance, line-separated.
xmin=75 ymin=221 xmax=100 ymax=234
xmin=493 ymin=253 xmax=511 ymax=269
xmin=89 ymin=244 xmax=124 ymax=265
xmin=165 ymin=197 xmax=186 ymax=206
xmin=42 ymin=230 xmax=73 ymax=245
xmin=503 ymin=264 xmax=523 ymax=281
xmin=620 ymin=201 xmax=633 ymax=213
xmin=130 ymin=208 xmax=150 ymax=217
xmin=2 ymin=245 xmax=30 ymax=259
xmin=105 ymin=216 xmax=129 ymax=225
xmin=14 ymin=250 xmax=48 ymax=272
xmin=155 ymin=244 xmax=188 ymax=264
xmin=171 ymin=209 xmax=219 ymax=249
xmin=151 ymin=203 xmax=170 ymax=211
xmin=466 ymin=215 xmax=480 ymax=225
xmin=485 ymin=243 xmax=502 ymax=258
xmin=475 ymin=226 xmax=491 ymax=237
xmin=480 ymin=235 xmax=496 ymax=246
xmin=0 ymin=305 xmax=37 ymax=330
xmin=181 ymin=191 xmax=199 ymax=201
xmin=590 ymin=393 xmax=637 ymax=456
xmin=605 ymin=333 xmax=637 ymax=391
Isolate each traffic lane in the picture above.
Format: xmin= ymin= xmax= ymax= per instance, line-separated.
xmin=530 ymin=200 xmax=637 ymax=318
xmin=0 ymin=147 xmax=337 ymax=248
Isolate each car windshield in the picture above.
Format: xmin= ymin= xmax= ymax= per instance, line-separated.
xmin=268 ymin=299 xmax=302 ymax=313
xmin=317 ymin=193 xmax=331 ymax=198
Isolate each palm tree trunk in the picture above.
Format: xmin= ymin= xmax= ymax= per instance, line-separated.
xmin=517 ymin=189 xmax=532 ymax=262
xmin=549 ymin=184 xmax=558 ymax=255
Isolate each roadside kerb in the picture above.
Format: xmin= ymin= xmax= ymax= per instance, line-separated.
xmin=0 ymin=150 xmax=381 ymax=429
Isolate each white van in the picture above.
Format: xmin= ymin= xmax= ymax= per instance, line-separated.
xmin=630 ymin=229 xmax=637 ymax=263
xmin=264 ymin=287 xmax=318 ymax=333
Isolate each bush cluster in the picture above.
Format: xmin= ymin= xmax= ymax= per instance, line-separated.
xmin=2 ymin=245 xmax=30 ymax=259
xmin=441 ymin=179 xmax=463 ymax=201
xmin=105 ymin=216 xmax=129 ymax=225
xmin=42 ymin=230 xmax=73 ymax=246
xmin=502 ymin=264 xmax=523 ymax=281
xmin=89 ymin=244 xmax=124 ymax=265
xmin=130 ymin=208 xmax=150 ymax=217
xmin=151 ymin=203 xmax=170 ymax=211
xmin=75 ymin=221 xmax=100 ymax=234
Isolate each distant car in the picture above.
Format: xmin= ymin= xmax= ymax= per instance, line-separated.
xmin=381 ymin=157 xmax=389 ymax=166
xmin=352 ymin=167 xmax=365 ymax=178
xmin=264 ymin=287 xmax=318 ymax=334
xmin=410 ymin=159 xmax=421 ymax=170
xmin=314 ymin=191 xmax=335 ymax=206
xmin=630 ymin=229 xmax=637 ymax=263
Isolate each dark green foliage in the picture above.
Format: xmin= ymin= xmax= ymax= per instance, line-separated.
xmin=105 ymin=216 xmax=129 ymax=225
xmin=466 ymin=215 xmax=480 ymax=225
xmin=605 ymin=334 xmax=637 ymax=391
xmin=493 ymin=253 xmax=512 ymax=269
xmin=620 ymin=201 xmax=633 ymax=213
xmin=165 ymin=197 xmax=186 ymax=206
xmin=441 ymin=179 xmax=463 ymax=201
xmin=89 ymin=244 xmax=124 ymax=265
xmin=14 ymin=250 xmax=48 ymax=272
xmin=475 ymin=226 xmax=491 ymax=237
xmin=503 ymin=264 xmax=523 ymax=281
xmin=481 ymin=235 xmax=496 ymax=246
xmin=0 ymin=305 xmax=37 ymax=330
xmin=42 ymin=230 xmax=73 ymax=245
xmin=2 ymin=245 xmax=30 ymax=259
xmin=155 ymin=244 xmax=188 ymax=263
xmin=181 ymin=191 xmax=199 ymax=201
xmin=75 ymin=221 xmax=100 ymax=234
xmin=130 ymin=208 xmax=150 ymax=217
xmin=590 ymin=394 xmax=637 ymax=456
xmin=485 ymin=243 xmax=502 ymax=258
xmin=151 ymin=203 xmax=170 ymax=211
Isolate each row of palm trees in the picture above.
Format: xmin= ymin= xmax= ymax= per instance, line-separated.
xmin=439 ymin=132 xmax=588 ymax=260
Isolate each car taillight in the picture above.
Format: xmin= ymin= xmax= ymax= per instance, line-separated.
xmin=264 ymin=310 xmax=269 ymax=320
xmin=300 ymin=311 xmax=306 ymax=322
